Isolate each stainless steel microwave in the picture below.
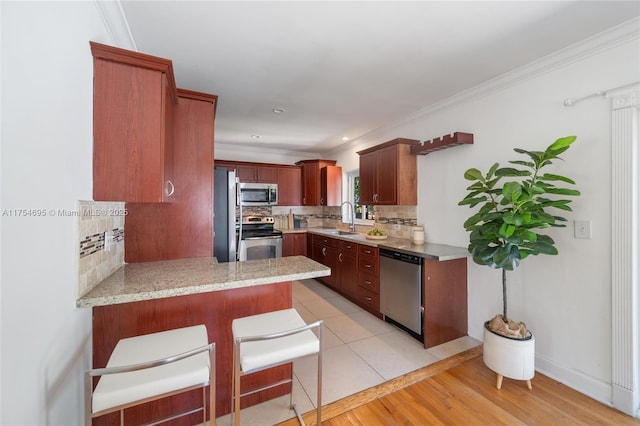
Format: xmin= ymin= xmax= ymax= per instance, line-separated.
xmin=238 ymin=182 xmax=278 ymax=206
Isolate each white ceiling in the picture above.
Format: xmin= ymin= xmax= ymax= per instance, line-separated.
xmin=120 ymin=1 xmax=639 ymax=154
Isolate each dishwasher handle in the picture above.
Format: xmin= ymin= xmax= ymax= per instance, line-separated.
xmin=379 ymin=249 xmax=421 ymax=265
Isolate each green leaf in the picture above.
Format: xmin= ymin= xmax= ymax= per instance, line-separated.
xmin=547 ymin=136 xmax=576 ymax=155
xmin=487 ymin=163 xmax=500 ymax=179
xmin=514 ymin=149 xmax=543 ymax=166
xmin=458 ymin=195 xmax=488 ymax=207
xmin=463 ymin=212 xmax=486 ymax=229
xmin=536 ymin=234 xmax=556 ymax=245
xmin=540 ymin=199 xmax=574 ymax=211
xmin=464 ymin=168 xmax=484 ymax=181
xmin=530 ymin=241 xmax=559 ymax=255
xmin=493 ymin=245 xmax=521 ymax=271
xmin=539 ymin=173 xmax=576 ymax=184
xmin=502 ymin=182 xmax=522 ymax=203
xmin=465 ymin=181 xmax=485 ymax=190
xmin=496 ymin=167 xmax=531 ymax=177
xmin=519 ymin=230 xmax=537 ymax=242
xmin=503 ymin=212 xmax=523 ymax=226
xmin=545 ymin=187 xmax=581 ymax=196
xmin=498 ymin=223 xmax=516 ymax=238
xmin=485 ymin=177 xmax=501 ymax=190
xmin=509 ymin=160 xmax=535 ymax=168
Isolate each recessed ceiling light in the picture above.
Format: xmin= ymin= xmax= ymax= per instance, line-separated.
xmin=251 ymin=134 xmax=260 ymax=139
xmin=342 ymin=136 xmax=350 ymax=142
xmin=272 ymin=108 xmax=285 ymax=114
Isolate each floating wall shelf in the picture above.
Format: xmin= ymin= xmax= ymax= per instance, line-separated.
xmin=411 ymin=132 xmax=474 ymax=155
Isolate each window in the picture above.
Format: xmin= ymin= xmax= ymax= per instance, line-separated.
xmin=345 ymin=170 xmax=374 ymax=225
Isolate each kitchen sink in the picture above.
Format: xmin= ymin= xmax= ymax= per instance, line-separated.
xmin=326 ymin=230 xmax=358 ymax=236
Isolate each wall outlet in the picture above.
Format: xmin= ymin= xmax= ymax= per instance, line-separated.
xmin=104 ymin=230 xmax=114 ymax=251
xmin=392 ymin=224 xmax=401 ymax=230
xmin=574 ymin=220 xmax=592 ymax=239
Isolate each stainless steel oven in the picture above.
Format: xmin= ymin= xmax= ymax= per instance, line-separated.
xmin=238 ymin=216 xmax=283 ymax=261
xmin=238 ymin=182 xmax=278 ymax=206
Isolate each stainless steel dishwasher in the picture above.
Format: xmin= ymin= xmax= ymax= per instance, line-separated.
xmin=379 ymin=248 xmax=423 ymax=341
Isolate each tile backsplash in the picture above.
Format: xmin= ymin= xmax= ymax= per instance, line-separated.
xmin=77 ymin=200 xmax=125 ymax=298
xmin=273 ymin=204 xmax=418 ymax=239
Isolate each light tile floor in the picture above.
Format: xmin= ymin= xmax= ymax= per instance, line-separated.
xmin=216 ymin=278 xmax=480 ymax=425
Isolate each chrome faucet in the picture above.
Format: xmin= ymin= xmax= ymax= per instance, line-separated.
xmin=341 ymin=201 xmax=355 ymax=232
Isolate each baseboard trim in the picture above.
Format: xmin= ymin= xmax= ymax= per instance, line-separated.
xmin=535 ymin=353 xmax=613 ymax=408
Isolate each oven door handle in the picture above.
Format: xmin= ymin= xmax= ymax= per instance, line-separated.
xmin=242 ymin=236 xmax=283 ymax=240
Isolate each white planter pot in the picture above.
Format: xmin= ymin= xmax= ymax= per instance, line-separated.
xmin=483 ymin=324 xmax=535 ymax=389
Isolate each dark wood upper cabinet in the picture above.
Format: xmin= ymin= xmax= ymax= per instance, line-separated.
xmin=91 ymin=41 xmax=178 ymax=203
xmin=357 ymin=138 xmax=420 ymax=205
xmin=277 ymin=167 xmax=302 ymax=206
xmin=236 ymin=164 xmax=278 ymax=183
xmin=215 ymin=160 xmax=302 ymax=206
xmin=295 ymin=159 xmax=341 ymax=206
xmin=125 ymin=90 xmax=217 ymax=263
xmin=321 ymin=165 xmax=342 ymax=206
xmin=91 ymin=40 xmax=219 ymax=262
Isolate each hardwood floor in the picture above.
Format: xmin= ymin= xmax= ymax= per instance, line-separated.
xmin=278 ymin=346 xmax=640 ymax=426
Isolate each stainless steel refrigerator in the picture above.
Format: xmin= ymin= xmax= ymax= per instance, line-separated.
xmin=213 ymin=168 xmax=237 ymax=262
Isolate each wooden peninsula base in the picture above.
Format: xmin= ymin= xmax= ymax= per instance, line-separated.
xmin=92 ymin=281 xmax=292 ymax=426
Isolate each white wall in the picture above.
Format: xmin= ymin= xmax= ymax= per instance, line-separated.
xmin=331 ymin=35 xmax=639 ymax=405
xmin=1 ymin=2 xmax=112 ymax=424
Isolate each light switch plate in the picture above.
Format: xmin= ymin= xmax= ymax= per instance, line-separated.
xmin=574 ymin=220 xmax=591 ymax=239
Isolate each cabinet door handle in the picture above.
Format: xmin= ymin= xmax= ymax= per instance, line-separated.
xmin=365 ymin=264 xmax=371 ymax=268
xmin=322 ymin=247 xmax=326 ymax=256
xmin=164 ymin=180 xmax=175 ymax=197
xmin=321 ymin=197 xmax=325 ymax=205
xmin=364 ymin=280 xmax=372 ymax=285
xmin=339 ymin=253 xmax=343 ymax=262
xmin=365 ymin=296 xmax=372 ymax=301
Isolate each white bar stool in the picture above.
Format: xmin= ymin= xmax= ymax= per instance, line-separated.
xmin=232 ymin=308 xmax=322 ymax=426
xmin=85 ymin=324 xmax=216 ymax=426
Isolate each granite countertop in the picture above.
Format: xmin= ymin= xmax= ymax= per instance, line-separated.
xmin=305 ymin=228 xmax=469 ymax=261
xmin=77 ymin=256 xmax=330 ymax=308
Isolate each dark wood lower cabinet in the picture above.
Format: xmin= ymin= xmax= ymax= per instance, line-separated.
xmin=282 ymin=233 xmax=307 ymax=257
xmin=309 ymin=233 xmax=468 ymax=348
xmin=91 ymin=282 xmax=292 ymax=425
xmin=339 ymin=240 xmax=359 ymax=300
xmin=310 ymin=234 xmax=381 ymax=316
xmin=312 ymin=241 xmax=339 ymax=290
xmin=423 ymin=257 xmax=468 ymax=349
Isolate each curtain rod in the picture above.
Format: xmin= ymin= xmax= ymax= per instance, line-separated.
xmin=563 ymin=81 xmax=640 ymax=106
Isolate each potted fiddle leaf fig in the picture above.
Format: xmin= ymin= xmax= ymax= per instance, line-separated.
xmin=458 ymin=136 xmax=580 ymax=388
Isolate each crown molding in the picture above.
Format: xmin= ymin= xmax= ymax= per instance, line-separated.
xmin=327 ymin=17 xmax=640 ymax=156
xmin=93 ymin=0 xmax=136 ymax=50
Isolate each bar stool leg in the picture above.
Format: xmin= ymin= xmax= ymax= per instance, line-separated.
xmin=317 ymin=325 xmax=323 ymax=426
xmin=233 ymin=339 xmax=241 ymax=426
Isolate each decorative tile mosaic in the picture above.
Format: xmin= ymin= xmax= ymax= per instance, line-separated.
xmin=79 ymin=227 xmax=124 ymax=259
xmin=77 ymin=200 xmax=126 ymax=298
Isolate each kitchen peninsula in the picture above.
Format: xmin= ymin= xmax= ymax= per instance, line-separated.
xmin=78 ymin=256 xmax=329 ymax=425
